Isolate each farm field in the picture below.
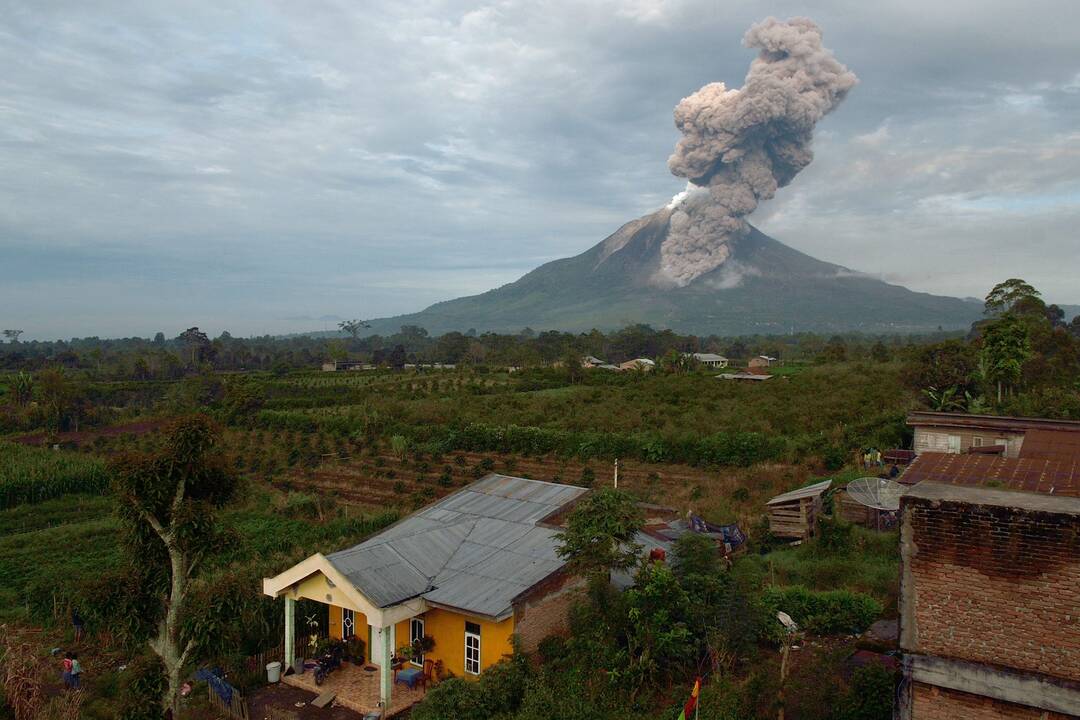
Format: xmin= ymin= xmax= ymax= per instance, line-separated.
xmin=0 ymin=360 xmax=915 ymax=719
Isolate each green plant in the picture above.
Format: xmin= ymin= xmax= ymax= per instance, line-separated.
xmin=760 ymin=586 xmax=882 ymax=639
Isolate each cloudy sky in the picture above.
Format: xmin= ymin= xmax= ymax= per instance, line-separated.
xmin=3 ymin=0 xmax=1079 ymax=340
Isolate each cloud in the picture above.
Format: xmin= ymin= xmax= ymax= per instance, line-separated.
xmin=2 ymin=0 xmax=1079 ymax=338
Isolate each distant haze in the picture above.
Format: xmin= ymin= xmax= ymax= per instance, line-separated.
xmin=2 ymin=1 xmax=1079 ymax=339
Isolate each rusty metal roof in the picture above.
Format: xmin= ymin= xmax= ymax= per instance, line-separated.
xmin=900 ymin=452 xmax=1080 ymax=498
xmin=907 ymin=411 xmax=1080 ymax=433
xmin=1018 ymin=429 xmax=1080 ymax=462
xmin=767 ymin=478 xmax=832 ymax=506
xmin=325 ymin=474 xmax=587 ymax=618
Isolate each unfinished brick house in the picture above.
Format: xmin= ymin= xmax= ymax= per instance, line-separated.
xmin=897 ymin=476 xmax=1080 ymax=718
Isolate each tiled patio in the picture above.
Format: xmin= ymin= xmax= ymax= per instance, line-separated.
xmin=282 ymin=661 xmax=426 ymax=717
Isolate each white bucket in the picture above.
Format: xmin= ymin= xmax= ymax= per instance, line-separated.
xmin=266 ymin=661 xmax=282 ymax=683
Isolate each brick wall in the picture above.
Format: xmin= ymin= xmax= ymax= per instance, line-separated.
xmin=901 ymin=489 xmax=1080 ymax=682
xmin=513 ymin=571 xmax=586 ymax=654
xmin=911 ymin=683 xmax=1072 ymax=720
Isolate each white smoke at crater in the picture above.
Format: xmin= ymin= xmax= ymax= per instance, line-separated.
xmin=656 ymin=17 xmax=857 ymax=287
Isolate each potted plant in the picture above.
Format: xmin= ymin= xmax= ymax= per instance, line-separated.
xmin=344 ymin=636 xmax=366 ymax=664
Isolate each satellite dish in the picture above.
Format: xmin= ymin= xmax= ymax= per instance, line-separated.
xmin=777 ymin=611 xmax=799 ymax=633
xmin=845 ymin=477 xmax=905 ymax=511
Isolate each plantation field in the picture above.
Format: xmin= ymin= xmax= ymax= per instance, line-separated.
xmin=0 ymin=442 xmax=109 ymax=509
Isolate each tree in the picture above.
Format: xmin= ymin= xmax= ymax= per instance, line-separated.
xmin=177 ymin=327 xmax=211 ymax=366
xmin=2 ymin=329 xmax=23 ymax=344
xmin=820 ymin=336 xmax=848 ymax=363
xmin=869 ymin=341 xmax=890 ymax=363
xmin=11 ymin=371 xmax=34 ymax=405
xmin=153 ymin=332 xmax=166 ymax=345
xmin=37 ymin=368 xmax=86 ymax=431
xmin=1070 ymin=316 xmax=1080 ymax=340
xmin=338 ymin=319 xmax=369 ymax=340
xmin=981 ymin=315 xmax=1033 ymax=403
xmin=111 ymin=416 xmax=238 ymax=718
xmin=984 ymin=278 xmax=1040 ymax=316
xmin=388 ymin=344 xmax=407 ymax=369
xmin=562 ymin=351 xmax=583 ymax=384
xmin=556 ymin=488 xmax=643 ymax=578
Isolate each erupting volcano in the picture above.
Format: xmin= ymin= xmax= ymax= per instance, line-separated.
xmin=362 ymin=18 xmax=982 ymax=336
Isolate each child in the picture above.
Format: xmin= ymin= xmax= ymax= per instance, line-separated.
xmin=61 ymin=652 xmax=73 ymax=689
xmin=69 ymin=653 xmax=82 ymax=690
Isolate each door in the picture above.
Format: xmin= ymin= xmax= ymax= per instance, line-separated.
xmin=410 ymin=617 xmax=425 ymax=667
xmin=342 ymin=608 xmax=355 ymax=639
xmin=464 ymin=621 xmax=481 ymax=675
xmin=947 ymin=435 xmax=961 ymax=454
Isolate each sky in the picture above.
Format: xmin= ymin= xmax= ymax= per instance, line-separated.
xmin=3 ymin=0 xmax=1079 ymax=340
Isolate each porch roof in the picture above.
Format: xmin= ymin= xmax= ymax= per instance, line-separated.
xmin=324 ymin=474 xmax=587 ymax=618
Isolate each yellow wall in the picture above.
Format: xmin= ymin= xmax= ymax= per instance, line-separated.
xmin=327 ymin=604 xmax=369 ymax=642
xmin=395 ymin=607 xmax=514 ymax=678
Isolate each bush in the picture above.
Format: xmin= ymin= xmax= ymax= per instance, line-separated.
xmin=760 ymin=586 xmax=882 ymax=639
xmin=117 ymin=653 xmax=166 ymax=720
xmin=834 ymin=664 xmax=896 ymax=720
xmin=817 ymin=515 xmax=855 ymax=554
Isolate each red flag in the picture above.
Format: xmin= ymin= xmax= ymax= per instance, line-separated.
xmin=677 ymin=677 xmax=701 ymax=720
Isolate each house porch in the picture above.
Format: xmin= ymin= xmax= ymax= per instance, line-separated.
xmin=283 ymin=661 xmax=426 ymax=718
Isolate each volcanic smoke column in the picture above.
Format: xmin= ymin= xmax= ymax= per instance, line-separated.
xmin=657 ymin=17 xmax=857 ymax=287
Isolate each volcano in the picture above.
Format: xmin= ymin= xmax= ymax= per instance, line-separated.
xmin=363 ymin=207 xmax=981 ymax=336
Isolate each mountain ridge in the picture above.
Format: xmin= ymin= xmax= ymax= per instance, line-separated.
xmin=358 ymin=207 xmax=984 ymax=336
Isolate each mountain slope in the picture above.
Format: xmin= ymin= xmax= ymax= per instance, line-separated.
xmin=363 ymin=208 xmax=982 ymax=336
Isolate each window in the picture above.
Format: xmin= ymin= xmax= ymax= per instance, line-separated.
xmin=464 ymin=622 xmax=481 ymax=675
xmin=947 ymin=435 xmax=961 ymax=454
xmin=342 ymin=608 xmax=355 ymax=639
xmin=972 ymin=437 xmax=983 ymax=447
xmin=410 ymin=617 xmax=425 ymax=667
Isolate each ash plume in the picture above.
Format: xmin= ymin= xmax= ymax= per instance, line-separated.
xmin=656 ymin=17 xmax=857 ymax=287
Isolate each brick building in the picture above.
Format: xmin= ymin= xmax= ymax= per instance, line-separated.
xmin=897 ymin=482 xmax=1080 ymax=718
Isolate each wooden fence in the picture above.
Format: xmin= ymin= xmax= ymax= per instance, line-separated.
xmin=207 ymin=685 xmax=249 ymax=720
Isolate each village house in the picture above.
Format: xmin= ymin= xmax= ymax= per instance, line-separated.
xmin=619 ymin=358 xmax=655 ymax=371
xmin=748 ymin=355 xmax=777 ymax=368
xmin=262 ymin=475 xmax=590 ymax=716
xmin=907 ymin=410 xmax=1080 ymax=458
xmin=321 ymin=360 xmax=370 ymax=372
xmin=688 ymin=352 xmax=729 ymax=368
xmin=896 ymin=436 xmax=1080 ymax=718
xmin=581 ymin=355 xmax=606 ymax=368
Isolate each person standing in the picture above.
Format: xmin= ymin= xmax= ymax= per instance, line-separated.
xmin=71 ymin=608 xmax=85 ymax=642
xmin=69 ymin=653 xmax=82 ymax=690
xmin=61 ymin=652 xmax=73 ymax=689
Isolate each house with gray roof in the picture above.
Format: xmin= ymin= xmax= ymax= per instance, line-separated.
xmin=262 ymin=474 xmax=590 ymax=714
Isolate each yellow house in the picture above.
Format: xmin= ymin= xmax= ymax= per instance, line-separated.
xmin=262 ymin=474 xmax=589 ymax=714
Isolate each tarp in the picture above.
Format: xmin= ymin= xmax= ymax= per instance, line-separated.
xmin=195 ymin=668 xmax=234 ymax=706
xmin=688 ymin=515 xmax=746 ymax=551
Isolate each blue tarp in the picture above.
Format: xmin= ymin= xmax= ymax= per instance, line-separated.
xmin=195 ymin=668 xmax=234 ymax=706
xmin=688 ymin=515 xmax=746 ymax=550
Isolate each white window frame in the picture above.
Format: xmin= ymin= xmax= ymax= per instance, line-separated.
xmin=972 ymin=436 xmax=983 ymax=447
xmin=464 ymin=622 xmax=481 ymax=676
xmin=342 ymin=608 xmax=355 ymax=639
xmin=410 ymin=617 xmax=425 ymax=667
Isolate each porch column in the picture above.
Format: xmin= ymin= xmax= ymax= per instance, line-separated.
xmin=284 ymin=596 xmax=296 ymax=672
xmin=372 ymin=622 xmax=394 ymax=710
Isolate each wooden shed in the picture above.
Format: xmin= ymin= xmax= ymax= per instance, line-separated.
xmin=766 ymin=479 xmax=832 ymax=540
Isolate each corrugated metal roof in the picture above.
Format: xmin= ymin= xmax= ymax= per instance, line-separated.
xmin=766 ymin=478 xmax=832 ymax=505
xmin=1018 ymin=429 xmax=1080 ymax=462
xmin=325 ymin=475 xmax=588 ymax=617
xmin=900 ymin=452 xmax=1080 ymax=498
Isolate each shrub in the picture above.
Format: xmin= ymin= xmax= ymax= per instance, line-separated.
xmin=579 ymin=466 xmax=595 ymax=488
xmin=834 ymin=664 xmax=896 ymax=720
xmin=817 ymin=515 xmax=855 ymax=554
xmin=760 ymin=586 xmax=882 ymax=639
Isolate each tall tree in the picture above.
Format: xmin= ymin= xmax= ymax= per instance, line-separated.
xmin=981 ymin=315 xmax=1033 ymax=403
xmin=2 ymin=329 xmax=23 ymax=344
xmin=338 ymin=319 xmax=369 ymax=340
xmin=177 ymin=327 xmax=210 ymax=366
xmin=556 ymin=487 xmax=643 ymax=578
xmin=111 ymin=416 xmax=238 ymax=718
xmin=984 ymin=278 xmax=1040 ymax=316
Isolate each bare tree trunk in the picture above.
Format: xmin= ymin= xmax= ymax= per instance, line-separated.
xmin=149 ymin=543 xmax=194 ymax=718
